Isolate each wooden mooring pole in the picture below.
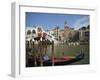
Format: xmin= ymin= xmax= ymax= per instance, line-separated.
xmin=52 ymin=41 xmax=54 ymax=66
xmin=40 ymin=41 xmax=43 ymax=66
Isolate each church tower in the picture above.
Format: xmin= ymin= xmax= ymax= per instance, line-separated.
xmin=64 ymin=20 xmax=68 ymax=29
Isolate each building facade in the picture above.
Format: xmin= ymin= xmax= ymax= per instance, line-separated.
xmin=79 ymin=28 xmax=89 ymax=41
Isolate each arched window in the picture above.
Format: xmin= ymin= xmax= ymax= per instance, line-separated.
xmin=27 ymin=30 xmax=31 ymax=35
xmin=37 ymin=27 xmax=42 ymax=32
xmin=32 ymin=29 xmax=36 ymax=34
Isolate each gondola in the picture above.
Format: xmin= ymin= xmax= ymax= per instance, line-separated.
xmin=43 ymin=53 xmax=84 ymax=66
xmin=26 ymin=53 xmax=84 ymax=67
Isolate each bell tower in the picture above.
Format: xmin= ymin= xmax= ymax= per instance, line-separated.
xmin=64 ymin=20 xmax=68 ymax=29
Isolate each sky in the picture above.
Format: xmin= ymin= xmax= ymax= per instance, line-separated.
xmin=26 ymin=12 xmax=90 ymax=30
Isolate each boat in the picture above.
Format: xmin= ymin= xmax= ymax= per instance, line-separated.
xmin=26 ymin=53 xmax=84 ymax=67
xmin=43 ymin=53 xmax=84 ymax=66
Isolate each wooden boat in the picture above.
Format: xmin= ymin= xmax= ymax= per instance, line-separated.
xmin=26 ymin=53 xmax=84 ymax=67
xmin=43 ymin=53 xmax=84 ymax=66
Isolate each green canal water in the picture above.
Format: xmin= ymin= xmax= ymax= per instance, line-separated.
xmin=47 ymin=43 xmax=89 ymax=65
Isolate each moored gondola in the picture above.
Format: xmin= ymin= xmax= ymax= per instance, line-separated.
xmin=26 ymin=53 xmax=84 ymax=67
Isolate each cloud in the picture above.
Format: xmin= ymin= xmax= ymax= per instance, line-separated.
xmin=73 ymin=17 xmax=89 ymax=30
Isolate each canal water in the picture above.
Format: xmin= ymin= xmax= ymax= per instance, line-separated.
xmin=47 ymin=43 xmax=89 ymax=65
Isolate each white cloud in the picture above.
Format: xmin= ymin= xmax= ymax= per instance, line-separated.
xmin=73 ymin=17 xmax=89 ymax=30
